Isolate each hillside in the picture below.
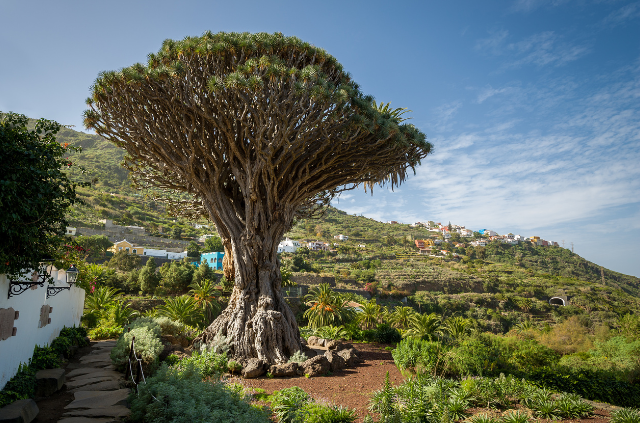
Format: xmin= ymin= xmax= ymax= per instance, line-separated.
xmin=57 ymin=125 xmax=640 ymax=330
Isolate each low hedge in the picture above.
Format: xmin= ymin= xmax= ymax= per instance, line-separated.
xmin=0 ymin=326 xmax=88 ymax=407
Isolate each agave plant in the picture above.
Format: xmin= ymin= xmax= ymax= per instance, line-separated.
xmin=532 ymin=400 xmax=560 ymax=420
xmin=501 ymin=410 xmax=529 ymax=423
xmin=406 ymin=312 xmax=441 ymax=340
xmin=314 ymin=325 xmax=348 ymax=340
xmin=156 ymin=295 xmax=203 ymax=327
xmin=610 ymin=407 xmax=640 ymax=423
xmin=471 ymin=414 xmax=500 ymax=423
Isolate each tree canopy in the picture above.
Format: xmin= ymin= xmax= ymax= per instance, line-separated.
xmin=0 ymin=113 xmax=83 ymax=275
xmin=83 ymin=31 xmax=432 ymax=364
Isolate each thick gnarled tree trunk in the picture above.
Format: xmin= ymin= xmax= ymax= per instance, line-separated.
xmin=197 ymin=220 xmax=301 ymax=364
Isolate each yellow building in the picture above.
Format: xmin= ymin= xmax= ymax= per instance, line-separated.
xmin=107 ymin=239 xmax=145 ymax=255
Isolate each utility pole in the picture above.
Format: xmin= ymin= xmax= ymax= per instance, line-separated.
xmin=571 ymin=242 xmax=574 ymax=253
xmin=562 ymin=240 xmax=565 ymax=248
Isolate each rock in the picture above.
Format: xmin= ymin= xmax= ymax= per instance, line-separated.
xmin=337 ymin=348 xmax=363 ymax=367
xmin=0 ymin=399 xmax=39 ymax=423
xmin=268 ymin=362 xmax=298 ymax=377
xmin=65 ymin=389 xmax=130 ymax=409
xmin=69 ymin=381 xmax=121 ymax=392
xmin=241 ymin=358 xmax=266 ymax=378
xmin=300 ymin=337 xmax=307 ymax=346
xmin=325 ymin=339 xmax=342 ymax=350
xmin=35 ymin=368 xmax=65 ymax=396
xmin=62 ymin=406 xmax=130 ymax=418
xmin=306 ymin=336 xmax=319 ymax=346
xmin=300 ymin=355 xmax=330 ymax=377
xmin=301 ymin=345 xmax=317 ymax=359
xmin=324 ymin=350 xmax=346 ymax=372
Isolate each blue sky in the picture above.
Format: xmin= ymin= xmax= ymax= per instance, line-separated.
xmin=1 ymin=0 xmax=639 ymax=276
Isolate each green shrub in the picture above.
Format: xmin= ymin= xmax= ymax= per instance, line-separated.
xmin=271 ymin=386 xmax=310 ymax=423
xmin=288 ymin=350 xmax=308 ymax=364
xmin=110 ymin=318 xmax=163 ymax=373
xmin=174 ymin=350 xmax=228 ymax=378
xmin=88 ymin=323 xmax=123 ymax=340
xmin=129 ymin=363 xmax=269 ymax=423
xmin=500 ymin=410 xmax=529 ymax=423
xmin=610 ymin=408 xmax=640 ymax=423
xmin=373 ymin=323 xmax=402 ymax=344
xmin=301 ymin=403 xmax=357 ymax=423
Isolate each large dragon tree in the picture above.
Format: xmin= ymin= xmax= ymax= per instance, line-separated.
xmin=84 ymin=32 xmax=432 ymax=364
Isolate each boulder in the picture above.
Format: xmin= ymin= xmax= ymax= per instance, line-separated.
xmin=35 ymin=368 xmax=65 ymax=396
xmin=301 ymin=345 xmax=317 ymax=359
xmin=241 ymin=358 xmax=266 ymax=379
xmin=337 ymin=348 xmax=363 ymax=367
xmin=0 ymin=399 xmax=39 ymax=423
xmin=300 ymin=355 xmax=330 ymax=377
xmin=269 ymin=362 xmax=298 ymax=377
xmin=300 ymin=337 xmax=307 ymax=346
xmin=306 ymin=336 xmax=319 ymax=346
xmin=325 ymin=339 xmax=342 ymax=350
xmin=324 ymin=350 xmax=346 ymax=372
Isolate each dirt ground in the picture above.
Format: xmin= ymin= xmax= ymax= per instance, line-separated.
xmin=233 ymin=342 xmax=613 ymax=423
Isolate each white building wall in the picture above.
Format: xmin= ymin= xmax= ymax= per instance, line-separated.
xmin=167 ymin=251 xmax=187 ymax=260
xmin=0 ymin=270 xmax=85 ymax=390
xmin=144 ymin=248 xmax=168 ymax=257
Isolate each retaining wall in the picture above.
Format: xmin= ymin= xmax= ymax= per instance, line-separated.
xmin=0 ymin=271 xmax=85 ymax=390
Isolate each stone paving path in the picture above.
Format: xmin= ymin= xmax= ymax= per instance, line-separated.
xmin=57 ymin=340 xmax=130 ymax=423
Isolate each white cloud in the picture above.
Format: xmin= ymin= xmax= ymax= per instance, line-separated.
xmin=601 ymin=2 xmax=640 ymax=26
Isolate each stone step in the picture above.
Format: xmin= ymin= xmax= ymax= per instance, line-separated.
xmin=66 ymin=376 xmax=120 ymax=390
xmin=68 ymin=371 xmax=122 ymax=382
xmin=63 ymin=406 xmax=130 ymax=418
xmin=66 ymin=367 xmax=116 ymax=378
xmin=36 ymin=368 xmax=66 ymax=396
xmin=0 ymin=399 xmax=39 ymax=423
xmin=69 ymin=381 xmax=121 ymax=392
xmin=80 ymin=354 xmax=112 ymax=363
xmin=65 ymin=389 xmax=129 ymax=409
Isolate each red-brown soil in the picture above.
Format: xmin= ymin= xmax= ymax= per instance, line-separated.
xmin=232 ymin=343 xmax=614 ymax=423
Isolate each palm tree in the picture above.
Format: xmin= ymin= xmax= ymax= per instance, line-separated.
xmin=106 ymin=299 xmax=139 ymax=326
xmin=189 ymin=278 xmax=221 ymax=325
xmin=156 ymin=295 xmax=203 ymax=327
xmin=444 ymin=316 xmax=471 ymax=339
xmin=84 ymin=286 xmax=121 ymax=316
xmin=406 ymin=312 xmax=441 ymax=340
xmin=303 ymin=283 xmax=355 ymax=329
xmin=372 ymin=101 xmax=413 ymax=122
xmin=391 ymin=306 xmax=416 ymax=330
xmin=359 ymin=299 xmax=382 ymax=329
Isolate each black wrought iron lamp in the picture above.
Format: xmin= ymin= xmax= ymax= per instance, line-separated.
xmin=7 ymin=258 xmax=54 ymax=299
xmin=47 ymin=265 xmax=79 ymax=298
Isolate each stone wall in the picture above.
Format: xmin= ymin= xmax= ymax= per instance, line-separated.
xmin=0 ymin=271 xmax=85 ymax=390
xmin=290 ymin=274 xmax=336 ymax=287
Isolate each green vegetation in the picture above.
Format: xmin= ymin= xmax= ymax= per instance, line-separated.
xmin=0 ymin=112 xmax=86 ymax=274
xmin=0 ymin=327 xmax=88 ymax=407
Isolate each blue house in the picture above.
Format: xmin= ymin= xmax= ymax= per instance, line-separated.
xmin=198 ymin=251 xmax=225 ymax=270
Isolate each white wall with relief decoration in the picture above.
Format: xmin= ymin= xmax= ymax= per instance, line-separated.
xmin=0 ymin=269 xmax=85 ymax=390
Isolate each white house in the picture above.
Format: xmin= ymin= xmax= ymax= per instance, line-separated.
xmin=277 ymin=238 xmax=301 ymax=253
xmin=194 ymin=223 xmax=210 ymax=229
xmin=167 ymin=251 xmax=188 ymax=260
xmin=333 ymin=234 xmax=348 ymax=241
xmin=65 ymin=227 xmax=77 ymax=236
xmin=198 ymin=234 xmax=217 ymax=243
xmin=144 ymin=248 xmax=168 ymax=258
xmin=471 ymin=240 xmax=487 ymax=247
xmin=460 ymin=229 xmax=473 ymax=237
xmin=308 ymin=241 xmax=329 ymax=251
